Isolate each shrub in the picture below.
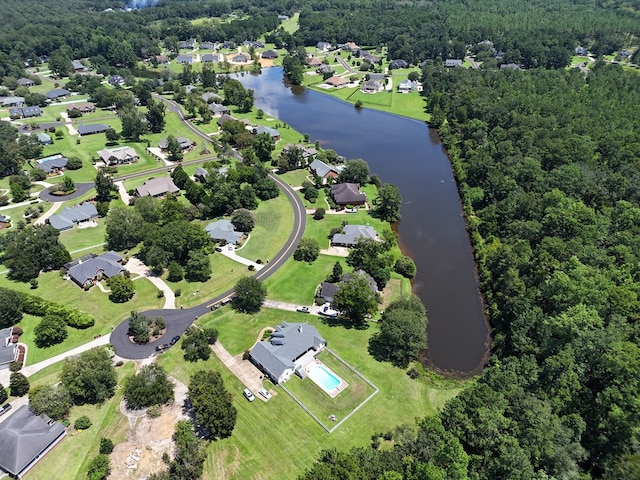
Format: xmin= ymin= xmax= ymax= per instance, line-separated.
xmin=74 ymin=415 xmax=92 ymax=430
xmin=99 ymin=438 xmax=114 ymax=455
xmin=293 ymin=238 xmax=320 ymax=262
xmin=12 ymin=326 xmax=23 ymax=336
xmin=174 ymin=288 xmax=182 ymax=297
xmin=9 ymin=372 xmax=29 ymax=396
xmin=66 ymin=156 xmax=83 ymax=170
xmin=394 ymin=256 xmax=417 ymax=279
xmin=313 ymin=208 xmax=326 ymax=220
xmin=86 ymin=454 xmax=110 ymax=480
xmin=9 ymin=361 xmax=22 ymax=372
xmin=147 ymin=405 xmax=161 ymax=418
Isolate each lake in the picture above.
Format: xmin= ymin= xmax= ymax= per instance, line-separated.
xmin=237 ymin=67 xmax=489 ymax=375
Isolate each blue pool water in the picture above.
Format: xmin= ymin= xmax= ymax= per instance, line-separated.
xmin=308 ymin=364 xmax=341 ymax=391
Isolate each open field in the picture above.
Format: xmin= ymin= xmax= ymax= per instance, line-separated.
xmin=280 ymin=12 xmax=300 ymax=34
xmin=158 ymin=308 xmax=463 ymax=479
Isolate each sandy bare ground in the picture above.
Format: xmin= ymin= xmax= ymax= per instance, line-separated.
xmin=108 ymin=360 xmax=189 ymax=480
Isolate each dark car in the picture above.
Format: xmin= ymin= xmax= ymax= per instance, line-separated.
xmin=155 ymin=343 xmax=170 ymax=352
xmin=0 ymin=404 xmax=12 ymax=416
xmin=169 ymin=335 xmax=181 ymax=345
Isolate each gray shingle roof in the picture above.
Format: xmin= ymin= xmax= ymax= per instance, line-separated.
xmin=46 ymin=88 xmax=71 ymax=100
xmin=445 ymin=59 xmax=463 ymax=67
xmin=0 ymin=405 xmax=66 ymax=477
xmin=201 ymin=53 xmax=219 ymax=63
xmin=135 ymin=177 xmax=179 ymax=197
xmin=35 ymin=155 xmax=67 ymax=174
xmin=0 ymin=96 xmax=25 ymax=106
xmin=331 ymin=183 xmax=366 ymax=205
xmin=77 ymin=123 xmax=109 ymax=135
xmin=205 ymin=219 xmax=242 ymax=244
xmin=208 ymin=103 xmax=229 ymax=114
xmin=254 ymin=125 xmax=280 ymax=138
xmin=249 ymin=322 xmax=325 ymax=383
xmin=0 ymin=327 xmax=18 ymax=365
xmin=48 ymin=203 xmax=98 ymax=231
xmin=176 ymin=55 xmax=193 ymax=64
xmin=9 ymin=106 xmax=42 ymax=118
xmin=67 ymin=252 xmax=124 ymax=286
xmin=332 ymin=224 xmax=378 ymax=247
xmin=309 ymin=159 xmax=338 ymax=178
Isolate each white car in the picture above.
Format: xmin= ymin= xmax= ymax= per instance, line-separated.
xmin=243 ymin=388 xmax=255 ymax=402
xmin=319 ymin=303 xmax=338 ymax=318
xmin=258 ymin=388 xmax=272 ymax=400
xmin=296 ymin=306 xmax=310 ymax=313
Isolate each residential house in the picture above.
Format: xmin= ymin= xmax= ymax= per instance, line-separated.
xmin=98 ymin=146 xmax=138 ymax=166
xmin=72 ymin=60 xmax=87 ymax=72
xmin=1 ymin=96 xmax=25 ymax=107
xmin=332 ymin=224 xmax=379 ymax=247
xmin=325 ymin=76 xmax=349 ymax=87
xmin=16 ymin=77 xmax=35 ymax=87
xmin=67 ymin=102 xmax=95 ymax=114
xmin=390 ymin=59 xmax=408 ymax=69
xmin=253 ymin=125 xmax=281 ymax=141
xmin=317 ymin=64 xmax=334 ymax=75
xmin=194 ymin=167 xmax=209 ymax=183
xmin=200 ymin=41 xmax=217 ymax=50
xmin=445 ymin=59 xmax=463 ymax=68
xmin=620 ymin=49 xmax=631 ymax=58
xmin=77 ymin=123 xmax=109 ymax=136
xmin=37 ymin=133 xmax=52 ymax=145
xmin=575 ymin=46 xmax=588 ymax=56
xmin=108 ymin=75 xmax=125 ymax=86
xmin=201 ymin=53 xmax=219 ymax=63
xmin=309 ymin=57 xmax=323 ymax=67
xmin=205 ymin=219 xmax=242 ymax=245
xmin=46 ymin=88 xmax=71 ymax=100
xmin=217 ymin=113 xmax=237 ymax=127
xmin=158 ymin=137 xmax=194 ymax=151
xmin=179 ymin=39 xmax=196 ymax=49
xmin=9 ymin=106 xmax=42 ymax=118
xmin=361 ymin=80 xmax=383 ymax=93
xmin=243 ymin=41 xmax=264 ymax=49
xmin=0 ymin=405 xmax=67 ymax=479
xmin=201 ymin=92 xmax=222 ymax=103
xmin=0 ymin=214 xmax=9 ymax=229
xmin=176 ymin=55 xmax=193 ymax=64
xmin=231 ymin=53 xmax=249 ymax=63
xmin=397 ymin=79 xmax=419 ymax=93
xmin=500 ymin=63 xmax=521 ymax=70
xmin=135 ymin=177 xmax=180 ymax=197
xmin=155 ymin=55 xmax=170 ymax=65
xmin=319 ymin=282 xmax=339 ymax=304
xmin=342 ymin=42 xmax=359 ymax=52
xmin=330 ymin=183 xmax=366 ymax=206
xmin=316 ymin=42 xmax=332 ymax=52
xmin=221 ymin=41 xmax=235 ymax=49
xmin=48 ymin=202 xmax=98 ymax=231
xmin=66 ymin=251 xmax=125 ymax=288
xmin=359 ymin=51 xmax=381 ymax=64
xmin=309 ymin=158 xmax=339 ymax=182
xmin=249 ymin=322 xmax=327 ymax=384
xmin=34 ymin=154 xmax=68 ymax=175
xmin=208 ymin=103 xmax=229 ymax=116
xmin=319 ymin=270 xmax=378 ymax=304
xmin=278 ymin=14 xmax=289 ymax=20
xmin=0 ymin=327 xmax=18 ymax=369
xmin=261 ymin=50 xmax=279 ymax=59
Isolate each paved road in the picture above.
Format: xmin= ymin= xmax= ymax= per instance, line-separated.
xmin=110 ymin=98 xmax=307 ymax=359
xmin=38 ymin=182 xmax=94 ymax=202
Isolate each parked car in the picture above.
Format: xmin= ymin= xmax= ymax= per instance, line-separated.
xmin=296 ymin=306 xmax=310 ymax=313
xmin=0 ymin=404 xmax=12 ymax=416
xmin=155 ymin=343 xmax=170 ymax=352
xmin=169 ymin=335 xmax=181 ymax=345
xmin=215 ymin=246 xmax=222 ymax=252
xmin=319 ymin=303 xmax=338 ymax=317
xmin=258 ymin=388 xmax=272 ymax=400
xmin=243 ymin=388 xmax=255 ymax=402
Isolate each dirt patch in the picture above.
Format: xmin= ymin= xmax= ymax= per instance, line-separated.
xmin=108 ymin=375 xmax=189 ymax=480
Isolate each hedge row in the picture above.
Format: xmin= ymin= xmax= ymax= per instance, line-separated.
xmin=1 ymin=287 xmax=95 ymax=329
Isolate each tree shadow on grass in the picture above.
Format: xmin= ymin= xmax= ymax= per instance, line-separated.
xmin=320 ymin=315 xmax=369 ymax=330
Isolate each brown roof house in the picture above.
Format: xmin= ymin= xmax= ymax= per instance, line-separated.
xmin=135 ymin=177 xmax=180 ymax=197
xmin=331 ymin=183 xmax=366 ymax=206
xmin=325 ymin=76 xmax=349 ymax=87
xmin=0 ymin=405 xmax=67 ymax=479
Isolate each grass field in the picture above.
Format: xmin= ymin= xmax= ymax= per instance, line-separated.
xmin=24 ymin=362 xmax=134 ymax=480
xmin=264 ymin=255 xmax=341 ymax=304
xmin=280 ymin=12 xmax=300 ymax=34
xmin=157 ymin=308 xmax=464 ymax=479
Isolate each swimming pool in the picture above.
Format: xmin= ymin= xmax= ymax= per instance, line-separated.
xmin=308 ymin=363 xmax=341 ymax=392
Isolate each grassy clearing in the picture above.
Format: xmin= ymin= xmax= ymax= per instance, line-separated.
xmin=158 ymin=308 xmax=464 ymax=480
xmin=25 ymin=362 xmax=134 ymax=480
xmin=58 ymin=221 xmax=106 ymax=253
xmin=279 ymin=12 xmax=300 ymax=33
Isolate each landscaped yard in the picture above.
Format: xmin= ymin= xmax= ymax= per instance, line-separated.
xmin=157 ymin=308 xmax=464 ymax=480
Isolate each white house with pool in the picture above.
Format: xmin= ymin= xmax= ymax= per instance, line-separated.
xmin=248 ymin=320 xmax=331 ymax=380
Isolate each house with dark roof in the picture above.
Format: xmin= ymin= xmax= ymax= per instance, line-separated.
xmin=575 ymin=46 xmax=588 ymax=56
xmin=0 ymin=405 xmax=66 ymax=479
xmin=158 ymin=137 xmax=194 ymax=151
xmin=201 ymin=92 xmax=222 ymax=103
xmin=500 ymin=63 xmax=521 ymax=70
xmin=9 ymin=106 xmax=42 ymax=119
xmin=331 ymin=224 xmax=379 ymax=247
xmin=309 ymin=159 xmax=339 ymax=182
xmin=35 ymin=154 xmax=67 ymax=175
xmin=77 ymin=123 xmax=109 ymax=136
xmin=200 ymin=41 xmax=217 ymax=50
xmin=66 ymin=251 xmax=124 ymax=287
xmin=179 ymin=39 xmax=196 ymax=49
xmin=201 ymin=53 xmax=219 ymax=63
xmin=72 ymin=60 xmax=87 ymax=72
xmin=155 ymin=55 xmax=170 ymax=65
xmin=249 ymin=322 xmax=326 ymax=384
xmin=319 ymin=270 xmax=378 ymax=304
xmin=16 ymin=77 xmax=35 ymax=87
xmin=48 ymin=202 xmax=98 ymax=231
xmin=253 ymin=125 xmax=280 ymax=141
xmin=208 ymin=103 xmax=229 ymax=116
xmin=217 ymin=113 xmax=237 ymax=127
xmin=98 ymin=146 xmax=138 ymax=166
xmin=205 ymin=219 xmax=242 ymax=245
xmin=37 ymin=133 xmax=52 ymax=145
xmin=330 ymin=183 xmax=366 ymax=206
xmin=319 ymin=282 xmax=339 ymax=304
xmin=316 ymin=42 xmax=332 ymax=52
xmin=361 ymin=80 xmax=383 ymax=93
xmin=261 ymin=50 xmax=279 ymax=59
xmin=176 ymin=55 xmax=193 ymax=64
xmin=231 ymin=53 xmax=249 ymax=63
xmin=359 ymin=51 xmax=381 ymax=64
xmin=317 ymin=64 xmax=334 ymax=75
xmin=1 ymin=96 xmax=25 ymax=107
xmin=108 ymin=75 xmax=125 ymax=86
xmin=45 ymin=88 xmax=71 ymax=100
xmin=194 ymin=167 xmax=209 ymax=183
xmin=135 ymin=177 xmax=179 ymax=197
xmin=445 ymin=59 xmax=463 ymax=68
xmin=390 ymin=59 xmax=409 ymax=69
xmin=0 ymin=327 xmax=18 ymax=369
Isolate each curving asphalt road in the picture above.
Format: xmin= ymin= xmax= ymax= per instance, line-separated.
xmin=110 ymin=97 xmax=307 ymax=359
xmin=39 ymin=182 xmax=95 ymax=202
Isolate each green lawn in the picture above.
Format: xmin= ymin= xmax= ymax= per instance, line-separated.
xmin=58 ymin=220 xmax=106 ymax=253
xmin=158 ymin=308 xmax=464 ymax=480
xmin=278 ymin=169 xmax=310 ymax=187
xmin=25 ymin=362 xmax=134 ymax=480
